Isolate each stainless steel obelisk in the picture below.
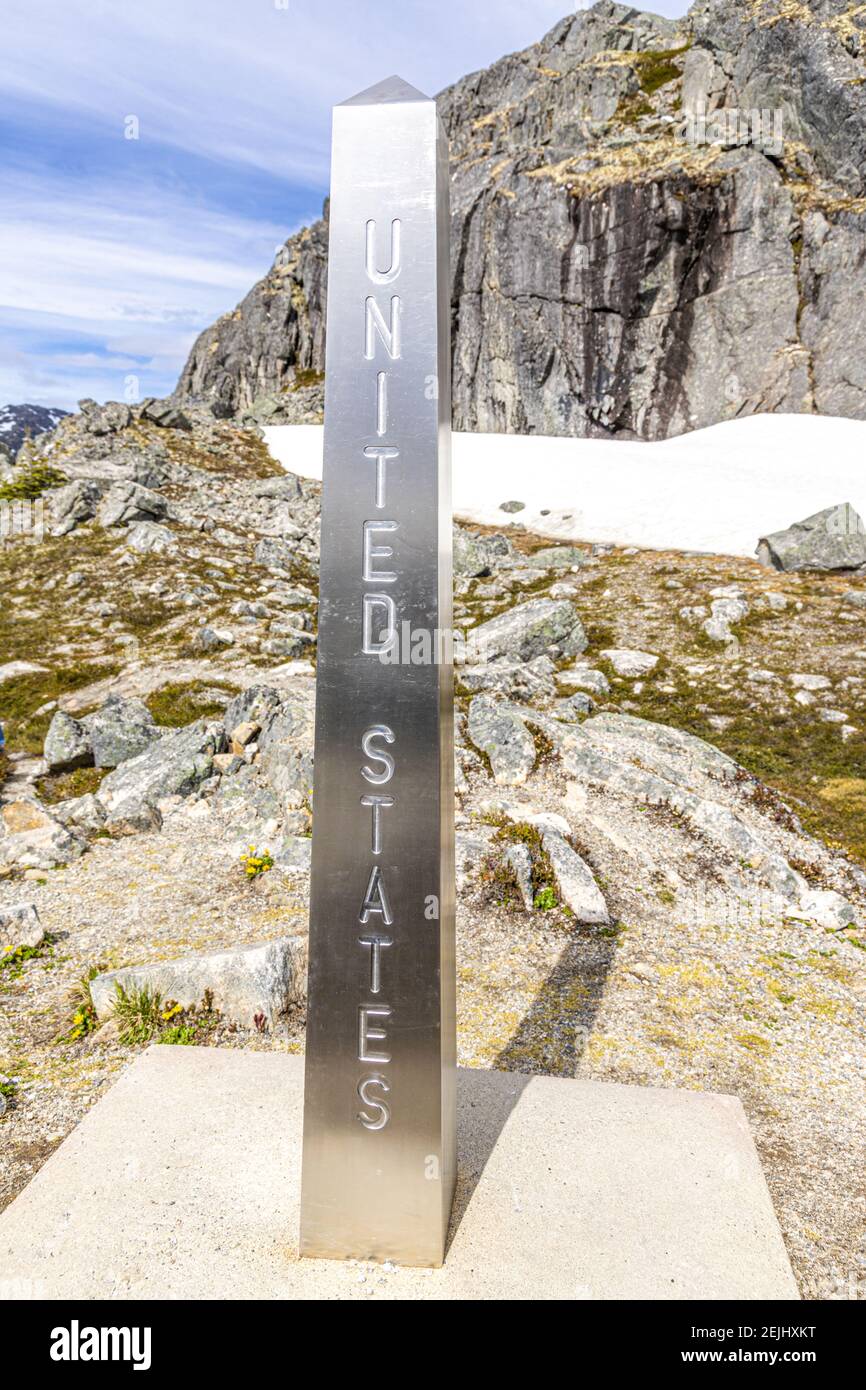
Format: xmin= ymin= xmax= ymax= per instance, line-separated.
xmin=299 ymin=76 xmax=455 ymax=1267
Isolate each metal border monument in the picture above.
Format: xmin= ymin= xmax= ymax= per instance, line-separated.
xmin=299 ymin=76 xmax=456 ymax=1267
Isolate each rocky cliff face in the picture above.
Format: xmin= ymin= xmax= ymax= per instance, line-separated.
xmin=175 ymin=0 xmax=866 ymax=438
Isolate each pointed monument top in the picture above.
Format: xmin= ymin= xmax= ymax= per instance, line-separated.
xmin=339 ymin=74 xmax=432 ymax=107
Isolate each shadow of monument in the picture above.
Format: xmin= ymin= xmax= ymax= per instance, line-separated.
xmin=447 ymin=1067 xmax=531 ymax=1253
xmin=493 ymin=931 xmax=619 ymax=1078
xmin=447 ymin=929 xmax=618 ymax=1251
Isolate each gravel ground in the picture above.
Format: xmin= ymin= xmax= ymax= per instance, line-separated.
xmin=2 ymin=764 xmax=864 ymax=1299
xmin=2 ymin=534 xmax=866 ymax=1299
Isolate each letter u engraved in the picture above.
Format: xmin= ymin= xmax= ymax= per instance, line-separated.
xmin=365 ymin=218 xmax=401 ymax=284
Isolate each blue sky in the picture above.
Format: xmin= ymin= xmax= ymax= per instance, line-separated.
xmin=1 ymin=0 xmax=687 ymax=410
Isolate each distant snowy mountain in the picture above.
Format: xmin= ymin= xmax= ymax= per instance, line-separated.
xmin=0 ymin=403 xmax=69 ymax=457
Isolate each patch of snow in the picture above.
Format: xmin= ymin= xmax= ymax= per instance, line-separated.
xmin=263 ymin=414 xmax=866 ymax=559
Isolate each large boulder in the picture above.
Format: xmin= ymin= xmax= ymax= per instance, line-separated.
xmin=44 ymin=710 xmax=93 ymax=772
xmin=453 ymin=525 xmax=515 ymax=577
xmin=472 ymin=598 xmax=588 ymax=663
xmin=85 ymin=695 xmax=164 ymax=769
xmin=98 ymin=481 xmax=166 ymax=529
xmin=757 ymin=504 xmax=866 ymax=573
xmin=79 ymin=399 xmax=131 ymax=435
xmin=49 ymin=479 xmax=107 ymax=536
xmin=174 ymin=3 xmax=866 ymax=441
xmin=89 ymin=935 xmax=307 ymax=1030
xmin=96 ymin=720 xmax=225 ymax=833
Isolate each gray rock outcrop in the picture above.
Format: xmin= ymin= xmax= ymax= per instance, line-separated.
xmin=174 ymin=1 xmax=866 ymax=440
xmin=473 ymin=597 xmax=588 ymax=663
xmin=757 ymin=503 xmax=866 ymax=572
xmin=96 ymin=720 xmax=226 ymax=833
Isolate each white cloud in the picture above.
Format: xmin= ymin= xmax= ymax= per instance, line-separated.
xmin=0 ymin=168 xmax=291 ymax=407
xmin=3 ymin=1 xmax=688 ymax=181
xmin=0 ymin=0 xmax=691 ymax=406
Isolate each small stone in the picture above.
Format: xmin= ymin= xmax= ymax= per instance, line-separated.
xmin=559 ymin=667 xmax=610 ymax=696
xmin=761 ymin=592 xmax=788 ymax=611
xmin=555 ymin=692 xmax=594 ymax=720
xmin=274 ymin=836 xmax=312 ymax=874
xmin=194 ymin=626 xmax=235 ymax=654
xmin=124 ymin=521 xmax=176 ymax=554
xmin=0 ymin=660 xmax=50 ymax=684
xmin=790 ymin=673 xmax=832 ymax=691
xmin=213 ymin=753 xmax=244 ymax=774
xmin=503 ymin=842 xmax=534 ymax=912
xmin=600 ymin=649 xmax=659 ymax=677
xmin=0 ymin=902 xmax=43 ymax=953
xmin=230 ymin=721 xmax=261 ymax=754
xmin=526 ymin=546 xmax=587 ymax=569
xmin=540 ymin=828 xmax=609 ymax=925
xmin=499 ymin=500 xmax=525 ymax=513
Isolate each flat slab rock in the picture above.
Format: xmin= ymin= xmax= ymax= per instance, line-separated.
xmin=0 ymin=1048 xmax=799 ymax=1300
xmin=90 ymin=937 xmax=307 ymax=1030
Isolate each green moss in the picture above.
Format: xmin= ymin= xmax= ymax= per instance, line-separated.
xmin=37 ymin=765 xmax=105 ymax=805
xmin=114 ymin=596 xmax=172 ymax=635
xmin=145 ymin=680 xmax=233 ymax=727
xmin=625 ymin=660 xmax=866 ymax=865
xmin=616 ymin=92 xmax=653 ymax=124
xmin=291 ymin=367 xmax=324 ymax=390
xmin=585 ymin=621 xmax=616 ymax=651
xmin=633 ymin=42 xmax=691 ymax=96
xmin=534 ymin=885 xmax=558 ymax=911
xmin=0 ymin=661 xmax=121 ymax=755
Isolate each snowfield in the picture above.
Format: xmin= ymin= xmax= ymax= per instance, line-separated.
xmin=264 ymin=413 xmax=866 ymax=559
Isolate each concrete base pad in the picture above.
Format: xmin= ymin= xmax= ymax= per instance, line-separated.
xmin=0 ymin=1047 xmax=798 ymax=1300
